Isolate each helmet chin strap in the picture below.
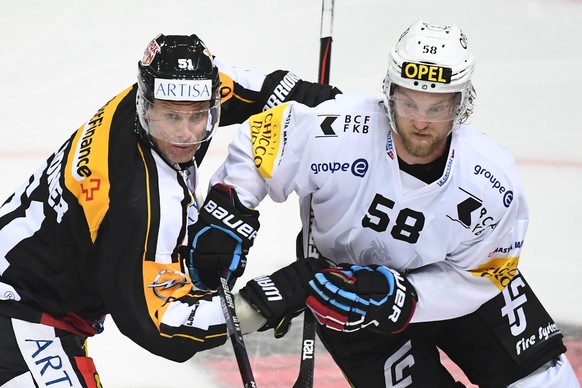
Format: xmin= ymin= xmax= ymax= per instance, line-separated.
xmin=194 ymin=136 xmax=212 ymax=166
xmin=177 ymin=158 xmax=195 ymax=170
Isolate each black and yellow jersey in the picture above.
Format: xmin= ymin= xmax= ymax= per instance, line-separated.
xmin=0 ymin=60 xmax=340 ymax=362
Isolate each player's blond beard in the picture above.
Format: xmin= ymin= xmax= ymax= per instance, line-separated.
xmin=397 ymin=125 xmax=451 ymax=160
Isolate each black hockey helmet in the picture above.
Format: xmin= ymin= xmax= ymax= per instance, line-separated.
xmin=136 ymin=34 xmax=221 ymax=147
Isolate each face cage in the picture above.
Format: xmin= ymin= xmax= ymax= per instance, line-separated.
xmin=382 ymin=80 xmax=472 ymax=135
xmin=136 ymin=88 xmax=221 ymax=146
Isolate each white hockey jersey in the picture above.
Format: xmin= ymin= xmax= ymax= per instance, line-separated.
xmin=211 ymin=94 xmax=528 ymax=323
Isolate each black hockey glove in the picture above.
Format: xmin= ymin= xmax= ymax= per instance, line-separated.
xmin=288 ymin=79 xmax=342 ymax=107
xmin=188 ymin=184 xmax=260 ymax=290
xmin=239 ymin=257 xmax=331 ymax=338
xmin=306 ymin=265 xmax=417 ymax=335
xmin=261 ymin=70 xmax=342 ymax=108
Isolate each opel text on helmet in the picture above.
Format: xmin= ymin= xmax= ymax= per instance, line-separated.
xmin=383 ymin=20 xmax=476 ymax=132
xmin=136 ymin=34 xmax=221 ymax=148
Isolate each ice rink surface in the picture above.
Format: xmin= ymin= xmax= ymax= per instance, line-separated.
xmin=1 ymin=0 xmax=581 ymax=386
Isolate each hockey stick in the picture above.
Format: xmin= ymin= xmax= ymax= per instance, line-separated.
xmin=293 ymin=1 xmax=335 ymax=387
xmin=318 ymin=0 xmax=334 ymax=85
xmin=292 ymin=211 xmax=318 ymax=388
xmin=217 ymin=275 xmax=257 ymax=388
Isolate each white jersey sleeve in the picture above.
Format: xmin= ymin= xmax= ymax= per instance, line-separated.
xmin=210 ymin=100 xmax=325 ymax=207
xmin=211 ymin=94 xmax=530 ymax=322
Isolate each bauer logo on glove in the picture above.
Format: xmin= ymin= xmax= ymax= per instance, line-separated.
xmin=201 ymin=198 xmax=258 ymax=241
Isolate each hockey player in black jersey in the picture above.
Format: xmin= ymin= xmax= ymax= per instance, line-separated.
xmin=0 ymin=33 xmax=339 ymax=387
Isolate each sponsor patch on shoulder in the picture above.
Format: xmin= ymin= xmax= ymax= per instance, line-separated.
xmin=250 ymin=104 xmax=287 ymax=178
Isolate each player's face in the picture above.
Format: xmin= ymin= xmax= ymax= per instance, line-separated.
xmin=392 ymin=88 xmax=457 ymax=164
xmin=147 ymin=100 xmax=210 ymax=164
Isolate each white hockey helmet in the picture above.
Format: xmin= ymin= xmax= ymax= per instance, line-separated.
xmin=383 ymin=20 xmax=476 ymax=131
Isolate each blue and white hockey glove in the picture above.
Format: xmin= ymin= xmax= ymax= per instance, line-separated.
xmin=306 ymin=265 xmax=417 ymax=334
xmin=188 ymin=184 xmax=260 ymax=290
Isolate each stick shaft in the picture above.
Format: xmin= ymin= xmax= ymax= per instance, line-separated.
xmin=218 ymin=276 xmax=257 ymax=388
xmin=295 ymin=2 xmax=335 ymax=386
xmin=318 ymin=0 xmax=334 ymax=84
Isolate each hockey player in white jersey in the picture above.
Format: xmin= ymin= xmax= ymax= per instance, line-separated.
xmin=204 ymin=20 xmax=580 ymax=387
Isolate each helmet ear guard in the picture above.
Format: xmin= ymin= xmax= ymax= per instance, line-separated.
xmin=383 ymin=20 xmax=476 ymax=132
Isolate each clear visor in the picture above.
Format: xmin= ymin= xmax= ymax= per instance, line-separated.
xmin=141 ymin=94 xmax=220 ymax=146
xmin=389 ymin=91 xmax=461 ymax=123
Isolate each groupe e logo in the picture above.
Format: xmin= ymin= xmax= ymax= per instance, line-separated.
xmin=310 ymin=158 xmax=369 ymax=177
xmin=473 ymin=164 xmax=513 ymax=208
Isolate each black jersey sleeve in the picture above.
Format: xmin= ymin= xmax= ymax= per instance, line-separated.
xmin=195 ymin=58 xmax=342 ymax=166
xmin=218 ymin=68 xmax=341 ymax=127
